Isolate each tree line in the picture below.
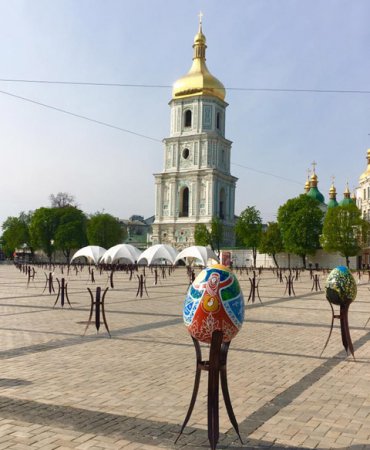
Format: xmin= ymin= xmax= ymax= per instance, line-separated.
xmin=195 ymin=195 xmax=369 ymax=268
xmin=0 ymin=193 xmax=126 ymax=262
xmin=2 ymin=192 xmax=368 ymax=268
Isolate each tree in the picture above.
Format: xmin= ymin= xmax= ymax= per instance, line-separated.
xmin=49 ymin=192 xmax=76 ymax=208
xmin=1 ymin=212 xmax=32 ymax=258
xmin=277 ymin=195 xmax=324 ymax=268
xmin=54 ymin=207 xmax=87 ymax=262
xmin=194 ymin=217 xmax=224 ymax=254
xmin=87 ymin=213 xmax=126 ymax=249
xmin=194 ymin=224 xmax=211 ymax=247
xmin=258 ymin=222 xmax=284 ymax=267
xmin=320 ymin=204 xmax=369 ymax=267
xmin=211 ymin=217 xmax=224 ymax=255
xmin=235 ymin=206 xmax=262 ymax=267
xmin=29 ymin=208 xmax=60 ymax=262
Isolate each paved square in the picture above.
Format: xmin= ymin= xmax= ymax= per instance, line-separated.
xmin=0 ymin=264 xmax=370 ymax=449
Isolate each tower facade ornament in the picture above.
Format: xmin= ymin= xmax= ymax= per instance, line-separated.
xmin=151 ymin=18 xmax=237 ymax=249
xmin=356 ymin=149 xmax=370 ymax=220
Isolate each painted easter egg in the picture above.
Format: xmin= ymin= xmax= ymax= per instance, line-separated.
xmin=183 ymin=264 xmax=244 ymax=343
xmin=325 ymin=266 xmax=357 ymax=306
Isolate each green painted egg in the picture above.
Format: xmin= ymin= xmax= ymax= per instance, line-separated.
xmin=325 ymin=266 xmax=357 ymax=306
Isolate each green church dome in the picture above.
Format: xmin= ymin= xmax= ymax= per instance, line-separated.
xmin=307 ymin=186 xmax=325 ymax=204
xmin=306 ymin=169 xmax=325 ymax=204
xmin=327 ymin=198 xmax=339 ymax=208
xmin=327 ymin=181 xmax=338 ymax=208
xmin=339 ymin=197 xmax=355 ymax=206
xmin=339 ymin=185 xmax=355 ymax=206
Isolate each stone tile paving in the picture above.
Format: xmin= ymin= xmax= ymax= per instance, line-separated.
xmin=0 ymin=264 xmax=369 ymax=448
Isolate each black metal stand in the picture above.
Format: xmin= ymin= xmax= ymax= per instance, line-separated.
xmin=248 ymin=271 xmax=262 ymax=303
xmin=43 ymin=272 xmax=55 ymax=294
xmin=311 ymin=274 xmax=321 ymax=292
xmin=54 ymin=278 xmax=72 ymax=308
xmin=84 ymin=287 xmax=111 ymax=337
xmin=109 ymin=268 xmax=115 ymax=289
xmin=284 ymin=273 xmax=295 ymax=296
xmin=136 ymin=274 xmax=148 ymax=298
xmin=27 ymin=267 xmax=36 ymax=286
xmin=321 ymin=302 xmax=355 ymax=359
xmin=175 ymin=331 xmax=243 ymax=449
xmin=89 ymin=268 xmax=95 ymax=284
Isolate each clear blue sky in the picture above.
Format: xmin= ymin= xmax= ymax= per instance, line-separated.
xmin=1 ymin=0 xmax=369 ymax=227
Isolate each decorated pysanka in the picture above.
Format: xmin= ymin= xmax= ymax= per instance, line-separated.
xmin=325 ymin=266 xmax=357 ymax=306
xmin=183 ymin=264 xmax=244 ymax=343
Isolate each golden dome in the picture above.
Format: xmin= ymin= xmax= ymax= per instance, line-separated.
xmin=329 ymin=182 xmax=337 ymax=197
xmin=344 ymin=183 xmax=351 ymax=198
xmin=310 ymin=171 xmax=318 ymax=187
xmin=304 ymin=179 xmax=310 ymax=193
xmin=359 ymin=148 xmax=370 ymax=181
xmin=172 ymin=22 xmax=226 ymax=101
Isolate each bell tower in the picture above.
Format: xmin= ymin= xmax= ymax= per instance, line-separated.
xmin=152 ymin=17 xmax=237 ymax=249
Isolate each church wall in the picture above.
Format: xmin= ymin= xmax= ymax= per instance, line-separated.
xmin=229 ymin=249 xmax=357 ymax=269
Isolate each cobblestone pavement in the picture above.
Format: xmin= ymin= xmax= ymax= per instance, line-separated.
xmin=0 ymin=264 xmax=370 ymax=449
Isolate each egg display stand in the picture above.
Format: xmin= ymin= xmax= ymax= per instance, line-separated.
xmin=175 ymin=330 xmax=243 ymax=450
xmin=83 ymin=287 xmax=111 ymax=337
xmin=320 ymin=301 xmax=355 ymax=358
xmin=248 ymin=270 xmax=261 ymax=304
xmin=54 ymin=278 xmax=72 ymax=308
xmin=43 ymin=272 xmax=55 ymax=294
xmin=284 ymin=272 xmax=296 ymax=296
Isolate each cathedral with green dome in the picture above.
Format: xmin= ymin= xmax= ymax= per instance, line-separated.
xmin=304 ymin=163 xmax=356 ymax=212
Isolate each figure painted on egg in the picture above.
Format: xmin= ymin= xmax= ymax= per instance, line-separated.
xmin=183 ymin=264 xmax=244 ymax=343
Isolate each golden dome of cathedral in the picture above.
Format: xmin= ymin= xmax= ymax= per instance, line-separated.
xmin=359 ymin=149 xmax=370 ymax=181
xmin=172 ymin=21 xmax=226 ymax=101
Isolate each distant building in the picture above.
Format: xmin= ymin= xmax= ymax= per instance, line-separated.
xmin=151 ymin=18 xmax=237 ymax=249
xmin=121 ymin=215 xmax=154 ymax=249
xmin=356 ymin=149 xmax=370 ymax=219
xmin=356 ymin=149 xmax=370 ymax=265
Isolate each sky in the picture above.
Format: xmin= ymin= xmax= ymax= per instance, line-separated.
xmin=1 ymin=0 xmax=370 ymax=228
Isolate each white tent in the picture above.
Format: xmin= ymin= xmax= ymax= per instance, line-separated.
xmin=100 ymin=244 xmax=142 ymax=264
xmin=70 ymin=245 xmax=106 ymax=264
xmin=137 ymin=244 xmax=178 ymax=266
xmin=174 ymin=245 xmax=219 ymax=267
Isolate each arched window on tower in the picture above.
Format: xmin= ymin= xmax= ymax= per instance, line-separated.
xmin=216 ymin=112 xmax=221 ymax=130
xmin=184 ymin=110 xmax=192 ymax=128
xmin=179 ymin=187 xmax=189 ymax=217
xmin=219 ymin=188 xmax=226 ymax=220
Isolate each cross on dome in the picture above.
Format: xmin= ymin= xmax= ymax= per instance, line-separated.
xmin=198 ymin=11 xmax=203 ymax=25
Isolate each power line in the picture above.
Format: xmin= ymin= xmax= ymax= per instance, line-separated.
xmin=0 ymin=89 xmax=162 ymax=143
xmin=1 ymin=78 xmax=370 ymax=95
xmin=0 ymin=87 xmax=304 ymax=186
xmin=231 ymin=163 xmax=302 ymax=185
xmin=0 ymin=78 xmax=171 ymax=89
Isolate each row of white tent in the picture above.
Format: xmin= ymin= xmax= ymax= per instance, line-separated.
xmin=70 ymin=244 xmax=219 ymax=267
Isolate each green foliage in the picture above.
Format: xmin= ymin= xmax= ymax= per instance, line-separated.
xmin=1 ymin=212 xmax=32 ymax=258
xmin=277 ymin=194 xmax=324 ymax=266
xmin=320 ymin=203 xmax=369 ymax=266
xmin=210 ymin=217 xmax=224 ymax=254
xmin=194 ymin=224 xmax=211 ymax=247
xmin=29 ymin=206 xmax=88 ymax=261
xmin=54 ymin=207 xmax=87 ymax=261
xmin=235 ymin=206 xmax=262 ymax=266
xmin=258 ymin=222 xmax=284 ymax=267
xmin=194 ymin=217 xmax=224 ymax=254
xmin=87 ymin=213 xmax=126 ymax=249
xmin=29 ymin=208 xmax=60 ymax=260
